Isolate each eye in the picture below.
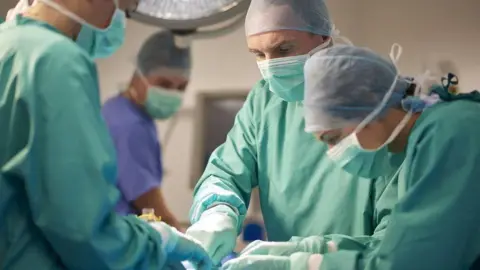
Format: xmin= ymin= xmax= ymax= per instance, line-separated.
xmin=320 ymin=133 xmax=341 ymax=145
xmin=254 ymin=52 xmax=266 ymax=60
xmin=159 ymin=81 xmax=173 ymax=89
xmin=277 ymin=44 xmax=294 ymax=56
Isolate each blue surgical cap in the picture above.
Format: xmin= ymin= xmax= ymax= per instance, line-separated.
xmin=137 ymin=31 xmax=192 ymax=78
xmin=245 ymin=0 xmax=332 ymax=37
xmin=304 ymin=45 xmax=411 ymax=132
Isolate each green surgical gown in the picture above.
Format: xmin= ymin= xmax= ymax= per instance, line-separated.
xmin=190 ymin=80 xmax=402 ymax=249
xmin=0 ymin=16 xmax=170 ymax=269
xmin=317 ymin=98 xmax=480 ymax=270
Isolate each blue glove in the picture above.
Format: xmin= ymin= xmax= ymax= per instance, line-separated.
xmin=151 ymin=222 xmax=213 ymax=270
xmin=186 ymin=205 xmax=239 ymax=266
xmin=221 ymin=253 xmax=323 ymax=270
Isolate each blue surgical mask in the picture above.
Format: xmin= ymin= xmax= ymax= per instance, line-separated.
xmin=76 ymin=9 xmax=126 ymax=59
xmin=257 ymin=40 xmax=331 ymax=102
xmin=144 ymin=87 xmax=183 ymax=120
xmin=39 ymin=0 xmax=126 ymax=59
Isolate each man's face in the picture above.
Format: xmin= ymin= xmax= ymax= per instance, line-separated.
xmin=147 ymin=75 xmax=189 ymax=93
xmin=247 ymin=30 xmax=326 ymax=61
xmin=131 ymin=73 xmax=189 ymax=105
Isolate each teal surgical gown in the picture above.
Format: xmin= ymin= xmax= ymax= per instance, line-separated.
xmin=190 ymin=80 xmax=402 ymax=248
xmin=317 ymin=98 xmax=480 ymax=270
xmin=0 ymin=16 xmax=169 ymax=269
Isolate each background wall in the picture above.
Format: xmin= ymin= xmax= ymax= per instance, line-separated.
xmin=2 ymin=0 xmax=479 ymax=222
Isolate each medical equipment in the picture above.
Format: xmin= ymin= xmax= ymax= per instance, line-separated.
xmin=126 ymin=0 xmax=250 ymax=47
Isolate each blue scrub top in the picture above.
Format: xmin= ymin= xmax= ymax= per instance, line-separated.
xmin=102 ymin=95 xmax=163 ymax=215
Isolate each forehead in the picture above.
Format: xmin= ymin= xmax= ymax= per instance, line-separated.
xmin=247 ymin=30 xmax=313 ymax=51
xmin=148 ymin=74 xmax=188 ymax=84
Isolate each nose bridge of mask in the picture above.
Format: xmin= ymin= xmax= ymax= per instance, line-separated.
xmin=257 ymin=38 xmax=332 ymax=76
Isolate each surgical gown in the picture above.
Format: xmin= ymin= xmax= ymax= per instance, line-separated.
xmin=102 ymin=95 xmax=163 ymax=215
xmin=0 ymin=16 xmax=171 ymax=269
xmin=190 ymin=80 xmax=401 ymax=250
xmin=317 ymin=98 xmax=480 ymax=270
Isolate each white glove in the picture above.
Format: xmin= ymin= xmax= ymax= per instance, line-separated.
xmin=186 ymin=205 xmax=239 ymax=266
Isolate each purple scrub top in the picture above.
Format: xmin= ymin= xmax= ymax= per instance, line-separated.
xmin=102 ymin=95 xmax=163 ymax=215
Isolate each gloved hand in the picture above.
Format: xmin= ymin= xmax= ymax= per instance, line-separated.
xmin=186 ymin=205 xmax=239 ymax=266
xmin=241 ymin=236 xmax=334 ymax=256
xmin=221 ymin=252 xmax=324 ymax=270
xmin=150 ymin=222 xmax=213 ymax=270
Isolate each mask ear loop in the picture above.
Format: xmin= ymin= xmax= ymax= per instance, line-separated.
xmin=353 ymin=43 xmax=403 ymax=133
xmin=330 ymin=24 xmax=354 ymax=46
xmin=327 ymin=43 xmax=404 ymax=158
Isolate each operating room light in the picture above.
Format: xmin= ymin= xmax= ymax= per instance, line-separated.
xmin=129 ymin=0 xmax=250 ymax=30
xmin=136 ymin=0 xmax=242 ymax=20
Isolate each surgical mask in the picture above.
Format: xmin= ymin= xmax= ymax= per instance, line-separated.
xmin=136 ymin=70 xmax=184 ymax=120
xmin=39 ymin=0 xmax=126 ymax=59
xmin=144 ymin=87 xmax=183 ymax=120
xmin=76 ymin=10 xmax=126 ymax=59
xmin=327 ymin=44 xmax=418 ymax=178
xmin=257 ymin=39 xmax=332 ymax=102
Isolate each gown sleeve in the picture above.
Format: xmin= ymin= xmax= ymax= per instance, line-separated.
xmin=24 ymin=41 xmax=172 ymax=270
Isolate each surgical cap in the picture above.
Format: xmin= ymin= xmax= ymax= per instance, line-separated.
xmin=137 ymin=31 xmax=192 ymax=78
xmin=304 ymin=45 xmax=411 ymax=132
xmin=245 ymin=0 xmax=332 ymax=37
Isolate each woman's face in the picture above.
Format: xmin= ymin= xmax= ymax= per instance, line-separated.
xmin=314 ymin=119 xmax=393 ymax=151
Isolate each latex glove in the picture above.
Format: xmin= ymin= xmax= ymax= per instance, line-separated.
xmin=221 ymin=252 xmax=324 ymax=270
xmin=186 ymin=205 xmax=238 ymax=266
xmin=241 ymin=236 xmax=337 ymax=256
xmin=150 ymin=222 xmax=213 ymax=270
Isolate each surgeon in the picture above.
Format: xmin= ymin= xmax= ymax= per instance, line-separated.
xmin=102 ymin=31 xmax=189 ymax=231
xmin=224 ymin=45 xmax=480 ymax=269
xmin=0 ymin=0 xmax=212 ymax=269
xmin=186 ymin=0 xmax=401 ymax=267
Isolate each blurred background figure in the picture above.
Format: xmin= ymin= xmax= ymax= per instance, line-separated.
xmin=102 ymin=30 xmax=191 ymax=231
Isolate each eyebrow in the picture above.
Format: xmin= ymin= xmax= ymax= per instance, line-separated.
xmin=266 ymin=39 xmax=295 ymax=51
xmin=320 ymin=131 xmax=340 ymax=141
xmin=248 ymin=39 xmax=296 ymax=53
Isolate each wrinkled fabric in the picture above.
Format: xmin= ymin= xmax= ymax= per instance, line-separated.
xmin=189 ymin=79 xmax=401 ymax=261
xmin=0 ymin=16 xmax=176 ymax=269
xmin=319 ymin=97 xmax=480 ymax=269
xmin=102 ymin=95 xmax=163 ymax=215
xmin=186 ymin=205 xmax=238 ymax=266
xmin=222 ymin=252 xmax=318 ymax=270
xmin=245 ymin=0 xmax=332 ymax=36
